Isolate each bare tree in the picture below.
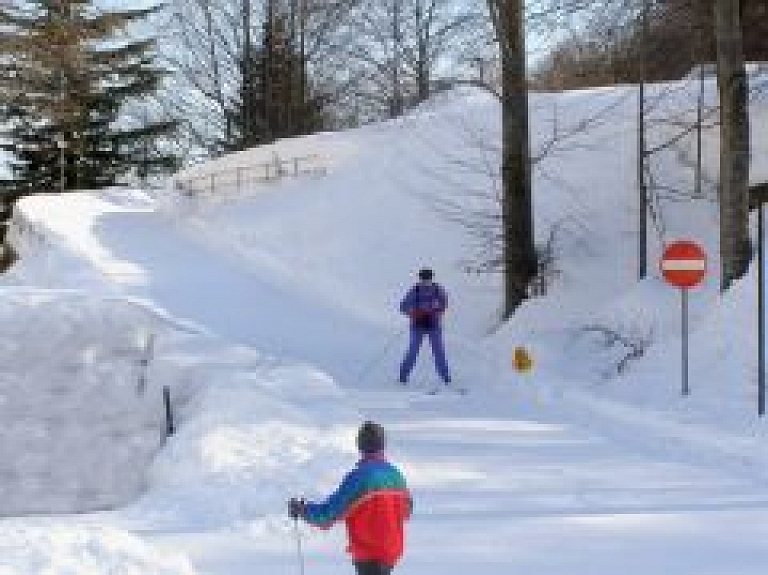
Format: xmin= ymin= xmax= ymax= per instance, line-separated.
xmin=714 ymin=0 xmax=750 ymax=289
xmin=345 ymin=0 xmax=489 ymax=120
xmin=487 ymin=0 xmax=536 ymax=317
xmin=407 ymin=0 xmax=490 ymax=103
xmin=158 ymin=0 xmax=357 ymax=157
xmin=530 ymin=0 xmax=751 ymax=291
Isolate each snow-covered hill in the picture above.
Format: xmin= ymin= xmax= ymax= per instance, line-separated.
xmin=0 ymin=78 xmax=767 ymax=573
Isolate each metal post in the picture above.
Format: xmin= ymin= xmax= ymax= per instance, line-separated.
xmin=137 ymin=332 xmax=155 ymax=395
xmin=695 ymin=64 xmax=704 ymax=198
xmin=759 ymin=204 xmax=765 ymax=415
xmin=682 ymin=288 xmax=689 ymax=396
xmin=163 ymin=385 xmax=175 ymax=436
xmin=638 ymin=0 xmax=649 ymax=280
xmin=293 ymin=517 xmax=305 ymax=575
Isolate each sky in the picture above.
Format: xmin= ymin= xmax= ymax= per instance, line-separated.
xmin=0 ymin=73 xmax=766 ymax=574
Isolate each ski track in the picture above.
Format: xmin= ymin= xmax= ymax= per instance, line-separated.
xmin=34 ymin=199 xmax=768 ymax=574
xmin=12 ymin=90 xmax=768 ymax=574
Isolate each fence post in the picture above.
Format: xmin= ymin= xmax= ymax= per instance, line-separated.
xmin=293 ymin=157 xmax=300 ymax=176
xmin=237 ymin=167 xmax=243 ymax=195
xmin=209 ymin=173 xmax=215 ymax=196
xmin=137 ymin=331 xmax=155 ymax=395
xmin=163 ymin=385 xmax=175 ymax=436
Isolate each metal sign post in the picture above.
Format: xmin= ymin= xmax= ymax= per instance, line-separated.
xmin=749 ymin=185 xmax=768 ymax=416
xmin=661 ymin=240 xmax=707 ymax=397
xmin=681 ymin=288 xmax=689 ymax=396
xmin=759 ymin=203 xmax=765 ymax=416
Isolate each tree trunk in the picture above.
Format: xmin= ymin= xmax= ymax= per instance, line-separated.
xmin=290 ymin=0 xmax=308 ymax=135
xmin=496 ymin=0 xmax=536 ymax=317
xmin=265 ymin=0 xmax=276 ymax=141
xmin=714 ymin=0 xmax=751 ymax=290
xmin=204 ymin=0 xmax=227 ymax=150
xmin=242 ymin=0 xmax=254 ymax=146
xmin=415 ymin=0 xmax=429 ymax=103
xmin=391 ymin=0 xmax=403 ymax=118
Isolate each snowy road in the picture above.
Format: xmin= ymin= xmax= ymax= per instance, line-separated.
xmin=380 ymin=393 xmax=768 ymax=575
xmin=146 ymin=386 xmax=768 ymax=575
xmin=17 ymin=193 xmax=768 ymax=574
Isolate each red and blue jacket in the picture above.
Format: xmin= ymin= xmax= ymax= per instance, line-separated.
xmin=303 ymin=454 xmax=411 ymax=565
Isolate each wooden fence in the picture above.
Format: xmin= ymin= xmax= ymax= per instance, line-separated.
xmin=173 ymin=153 xmax=327 ymax=199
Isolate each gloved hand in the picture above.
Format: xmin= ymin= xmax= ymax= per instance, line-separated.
xmin=289 ymin=497 xmax=306 ymax=520
xmin=409 ymin=308 xmax=429 ymax=320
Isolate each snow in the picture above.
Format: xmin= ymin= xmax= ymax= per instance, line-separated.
xmin=0 ymin=75 xmax=768 ymax=573
xmin=0 ymin=524 xmax=195 ymax=575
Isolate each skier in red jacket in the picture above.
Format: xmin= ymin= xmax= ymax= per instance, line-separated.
xmin=289 ymin=421 xmax=412 ymax=575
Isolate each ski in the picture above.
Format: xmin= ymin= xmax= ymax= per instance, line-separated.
xmin=427 ymin=384 xmax=467 ymax=395
xmin=397 ymin=381 xmax=467 ymax=395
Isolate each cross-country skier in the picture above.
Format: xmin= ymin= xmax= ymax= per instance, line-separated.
xmin=398 ymin=267 xmax=451 ymax=385
xmin=289 ymin=421 xmax=412 ymax=575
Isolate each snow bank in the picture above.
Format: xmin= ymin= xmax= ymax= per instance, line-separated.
xmin=6 ymin=76 xmax=768 ymax=573
xmin=0 ymin=523 xmax=195 ymax=574
xmin=126 ymin=360 xmax=360 ymax=531
xmin=0 ymin=289 xmax=168 ymax=515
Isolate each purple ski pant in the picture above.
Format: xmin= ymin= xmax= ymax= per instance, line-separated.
xmin=399 ymin=326 xmax=451 ymax=383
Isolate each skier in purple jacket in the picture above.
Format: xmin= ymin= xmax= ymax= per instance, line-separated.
xmin=398 ymin=268 xmax=451 ymax=385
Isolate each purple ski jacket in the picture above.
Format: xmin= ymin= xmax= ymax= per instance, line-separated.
xmin=399 ymin=281 xmax=447 ymax=330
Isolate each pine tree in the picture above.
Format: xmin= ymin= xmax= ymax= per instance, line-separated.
xmin=0 ymin=0 xmax=177 ymax=197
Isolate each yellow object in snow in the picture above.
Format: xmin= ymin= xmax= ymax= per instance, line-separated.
xmin=512 ymin=346 xmax=533 ymax=373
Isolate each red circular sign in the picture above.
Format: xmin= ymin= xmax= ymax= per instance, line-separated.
xmin=661 ymin=240 xmax=707 ymax=289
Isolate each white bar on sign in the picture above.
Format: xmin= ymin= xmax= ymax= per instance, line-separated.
xmin=662 ymin=259 xmax=706 ymax=271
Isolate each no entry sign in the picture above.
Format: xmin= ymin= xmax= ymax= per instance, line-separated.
xmin=661 ymin=240 xmax=707 ymax=289
xmin=660 ymin=239 xmax=707 ymax=397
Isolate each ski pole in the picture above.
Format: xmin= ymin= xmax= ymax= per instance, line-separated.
xmin=293 ymin=516 xmax=305 ymax=575
xmin=353 ymin=327 xmax=406 ymax=386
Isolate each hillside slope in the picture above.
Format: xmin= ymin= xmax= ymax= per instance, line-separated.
xmin=2 ymin=81 xmax=768 ymax=574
